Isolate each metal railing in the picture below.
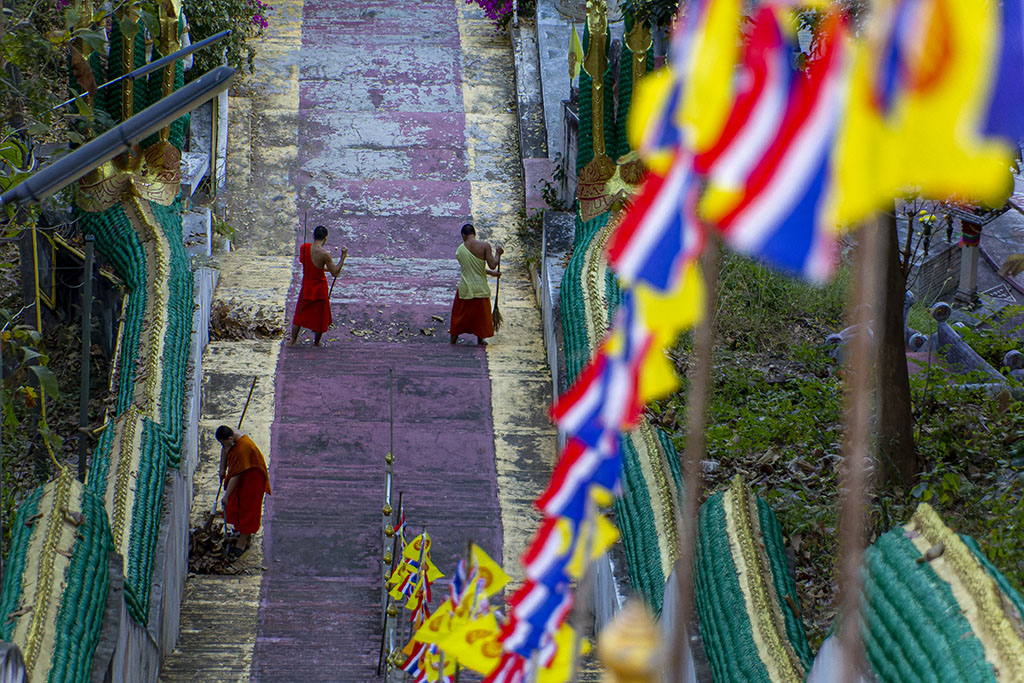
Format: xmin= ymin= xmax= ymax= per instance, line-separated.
xmin=377 ymin=364 xmax=404 ymax=681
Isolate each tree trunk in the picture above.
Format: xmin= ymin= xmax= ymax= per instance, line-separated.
xmin=875 ymin=211 xmax=918 ymax=486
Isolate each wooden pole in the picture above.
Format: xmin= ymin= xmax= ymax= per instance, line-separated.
xmin=78 ymin=236 xmax=94 ymax=482
xmin=836 ymin=216 xmax=883 ymax=682
xmin=668 ymin=235 xmax=720 ymax=683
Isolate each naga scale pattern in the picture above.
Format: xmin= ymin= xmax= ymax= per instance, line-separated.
xmin=695 ymin=476 xmax=813 ymax=682
xmin=860 ymin=502 xmax=1024 ymax=682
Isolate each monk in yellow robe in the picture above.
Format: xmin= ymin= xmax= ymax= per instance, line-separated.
xmin=216 ymin=425 xmax=271 ymax=559
xmin=449 ymin=223 xmax=503 ymax=346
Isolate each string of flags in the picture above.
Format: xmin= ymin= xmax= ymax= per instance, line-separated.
xmin=393 ymin=0 xmax=1024 ymax=678
xmin=388 ymin=532 xmax=596 ymax=683
xmin=389 ymin=532 xmax=444 ymax=626
xmin=479 ymin=0 xmax=1024 ymax=678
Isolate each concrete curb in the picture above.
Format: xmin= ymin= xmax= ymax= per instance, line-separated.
xmin=511 ymin=23 xmax=556 ymax=218
xmin=509 ymin=17 xmax=625 ymax=639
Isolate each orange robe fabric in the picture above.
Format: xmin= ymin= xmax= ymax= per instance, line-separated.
xmin=293 ymin=243 xmax=332 ymax=333
xmin=449 ymin=293 xmax=494 ymax=340
xmin=224 ymin=436 xmax=271 ymax=535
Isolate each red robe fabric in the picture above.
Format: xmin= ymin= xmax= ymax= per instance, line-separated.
xmin=449 ymin=292 xmax=494 ymax=339
xmin=293 ymin=243 xmax=331 ymax=333
xmin=224 ymin=469 xmax=268 ymax=534
xmin=223 ymin=436 xmax=271 ymax=534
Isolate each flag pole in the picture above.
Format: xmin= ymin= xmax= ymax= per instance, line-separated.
xmin=836 ymin=215 xmax=883 ymax=682
xmin=668 ymin=234 xmax=720 ymax=683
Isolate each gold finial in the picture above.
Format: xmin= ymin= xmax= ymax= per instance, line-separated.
xmin=383 ymin=503 xmax=393 ymax=516
xmin=385 ymin=524 xmax=395 ymax=537
xmin=625 ymin=16 xmax=653 ymax=89
xmin=387 ymin=603 xmax=399 ymax=617
xmin=383 ymin=549 xmax=393 ymax=565
xmin=598 ymin=601 xmax=663 ymax=683
xmin=584 ymin=0 xmax=609 ymax=157
xmin=385 ymin=452 xmax=394 ymax=464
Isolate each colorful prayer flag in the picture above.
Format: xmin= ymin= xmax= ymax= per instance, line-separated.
xmin=632 ymin=268 xmax=704 ymax=403
xmin=982 ymin=0 xmax=1024 ymax=144
xmin=523 ymin=513 xmax=619 ymax=586
xmin=605 ymin=156 xmax=705 ymax=291
xmin=673 ymin=0 xmax=742 ymax=153
xmin=502 ymin=580 xmax=574 ymax=656
xmin=437 ymin=612 xmax=504 ymax=675
xmin=536 ymin=624 xmax=591 ymax=683
xmin=703 ymin=11 xmax=846 ymax=281
xmin=401 ymin=641 xmax=427 ymax=676
xmin=483 ymin=652 xmax=527 ymax=683
xmin=534 ymin=437 xmax=619 ymax=522
xmin=569 ymin=24 xmax=584 ymax=81
xmin=470 ymin=543 xmax=510 ymax=598
xmin=832 ymin=0 xmax=1014 ymax=225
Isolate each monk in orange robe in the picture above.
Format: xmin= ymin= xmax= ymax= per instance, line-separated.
xmin=216 ymin=425 xmax=271 ymax=559
xmin=289 ymin=224 xmax=347 ymax=347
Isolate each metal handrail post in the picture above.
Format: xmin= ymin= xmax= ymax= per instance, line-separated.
xmin=77 ymin=235 xmax=94 ymax=482
xmin=382 ymin=493 xmax=402 ymax=632
xmin=382 ymin=452 xmax=395 ymax=624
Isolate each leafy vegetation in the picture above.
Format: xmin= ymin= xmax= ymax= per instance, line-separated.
xmin=0 ymin=305 xmax=61 ymax=551
xmin=619 ymin=0 xmax=680 ymax=28
xmin=183 ymin=0 xmax=273 ymax=80
xmin=652 ymin=253 xmax=1024 ymax=647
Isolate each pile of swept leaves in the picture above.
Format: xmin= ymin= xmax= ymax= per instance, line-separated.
xmin=210 ymin=297 xmax=284 ymax=340
xmin=188 ymin=514 xmax=245 ymax=575
xmin=652 ymin=254 xmax=1024 ymax=648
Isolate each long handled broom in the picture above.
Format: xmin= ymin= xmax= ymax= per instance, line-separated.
xmin=206 ymin=374 xmax=258 ymax=530
xmin=492 ymin=253 xmax=503 ymax=332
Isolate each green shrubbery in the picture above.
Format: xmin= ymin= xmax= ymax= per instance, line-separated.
xmin=183 ymin=0 xmax=272 ymax=80
xmin=653 ymin=253 xmax=1024 ymax=646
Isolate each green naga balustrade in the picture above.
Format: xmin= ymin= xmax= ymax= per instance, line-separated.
xmin=859 ymin=503 xmax=1024 ymax=682
xmin=0 ymin=470 xmax=114 ymax=682
xmin=0 ymin=2 xmax=199 ymax=678
xmin=695 ymin=476 xmax=813 ymax=683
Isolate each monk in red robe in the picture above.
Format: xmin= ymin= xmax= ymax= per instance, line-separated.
xmin=216 ymin=425 xmax=271 ymax=559
xmin=449 ymin=223 xmax=502 ymax=345
xmin=289 ymin=224 xmax=347 ymax=347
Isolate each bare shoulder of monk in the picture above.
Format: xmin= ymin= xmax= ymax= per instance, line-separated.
xmin=467 ymin=240 xmax=488 ymax=260
xmin=311 ymin=244 xmax=329 ymax=268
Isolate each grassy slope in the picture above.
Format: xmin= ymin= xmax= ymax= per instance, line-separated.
xmin=651 ymin=253 xmax=1024 ymax=647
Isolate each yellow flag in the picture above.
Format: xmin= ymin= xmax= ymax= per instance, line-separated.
xmin=831 ymin=0 xmax=1013 ymax=226
xmin=537 ymin=624 xmax=592 ymax=683
xmin=437 ymin=612 xmax=504 ymax=675
xmin=412 ymin=600 xmax=466 ymax=645
xmin=632 ymin=263 xmax=705 ymax=403
xmin=403 ymin=532 xmax=431 ymax=561
xmin=566 ymin=512 xmax=620 ymax=580
xmin=420 ymin=644 xmax=458 ymax=682
xmin=627 ymin=67 xmax=680 ymax=175
xmin=391 ymin=559 xmax=443 ymax=603
xmin=469 ymin=544 xmax=510 ymax=598
xmin=569 ymin=24 xmax=584 ymax=81
xmin=678 ymin=0 xmax=741 ymax=153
